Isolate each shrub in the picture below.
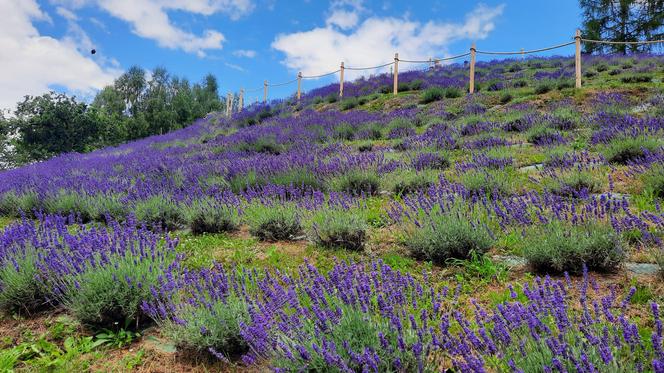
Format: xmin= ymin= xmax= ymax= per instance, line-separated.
xmin=548 ymin=171 xmax=603 ymax=198
xmin=513 ymin=80 xmax=528 ymax=88
xmin=357 ymin=142 xmax=373 ymax=152
xmin=642 ymin=163 xmax=664 ymax=198
xmin=534 ymin=83 xmax=552 ymax=95
xmin=388 ymin=171 xmax=435 ymax=196
xmin=245 ymin=203 xmax=301 ymax=241
xmin=236 ymin=136 xmax=283 ymax=154
xmin=412 ymin=152 xmax=449 ymax=171
xmin=460 ymin=170 xmax=512 ymax=197
xmin=269 ymin=168 xmax=324 ymax=191
xmin=603 ymin=137 xmax=659 ymax=164
xmin=331 ymin=169 xmax=380 ymax=196
xmin=608 ymin=69 xmax=621 ymax=76
xmin=499 ymin=92 xmax=513 ymax=104
xmin=405 ymin=205 xmax=494 ymax=265
xmin=185 ymin=200 xmax=240 ymax=234
xmin=420 ymin=87 xmax=445 ymax=104
xmin=583 ymin=70 xmax=597 ymax=78
xmin=144 ymin=265 xmax=250 ymax=358
xmin=325 ymin=93 xmax=339 ymax=103
xmin=526 ymin=126 xmax=564 ymax=146
xmin=334 ymin=122 xmax=356 ymax=140
xmin=309 ymin=209 xmax=367 ymax=251
xmin=0 ymin=192 xmax=40 ymax=218
xmin=523 ymin=221 xmax=625 ymax=273
xmin=229 ymin=171 xmax=266 ymax=193
xmin=556 ymin=80 xmax=574 ymax=90
xmin=134 ymin=195 xmax=185 ymax=230
xmin=340 ymin=97 xmax=359 ymax=111
xmin=60 ymin=247 xmax=176 ymax=328
xmin=621 ymin=74 xmax=652 ymax=84
xmin=0 ymin=246 xmax=48 ymax=313
xmin=42 ymin=191 xmax=94 ymax=222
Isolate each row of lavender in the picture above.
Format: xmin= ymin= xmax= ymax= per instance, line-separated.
xmin=0 ymin=215 xmax=662 ymax=371
xmin=0 ymin=55 xmax=661 ymax=210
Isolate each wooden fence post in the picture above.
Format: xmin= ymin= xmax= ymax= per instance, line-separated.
xmin=339 ymin=62 xmax=345 ymax=98
xmin=393 ymin=53 xmax=399 ymax=95
xmin=263 ymin=80 xmax=268 ymax=103
xmin=239 ymin=89 xmax=244 ymax=111
xmin=297 ymin=72 xmax=302 ymax=101
xmin=575 ymin=29 xmax=582 ymax=88
xmin=469 ymin=43 xmax=476 ymax=94
xmin=225 ymin=93 xmax=230 ymax=116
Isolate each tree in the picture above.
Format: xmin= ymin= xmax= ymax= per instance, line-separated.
xmin=10 ymin=93 xmax=100 ymax=160
xmin=114 ymin=66 xmax=146 ymax=116
xmin=580 ymin=0 xmax=664 ymax=54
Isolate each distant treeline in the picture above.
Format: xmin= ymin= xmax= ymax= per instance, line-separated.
xmin=0 ymin=66 xmax=227 ymax=168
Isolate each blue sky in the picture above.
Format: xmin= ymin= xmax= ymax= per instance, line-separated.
xmin=1 ymin=0 xmax=582 ymax=108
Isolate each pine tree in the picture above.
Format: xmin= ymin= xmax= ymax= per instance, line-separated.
xmin=580 ymin=0 xmax=664 ymax=54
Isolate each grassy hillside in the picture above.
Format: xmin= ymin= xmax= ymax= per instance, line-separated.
xmin=1 ymin=54 xmax=664 ymax=372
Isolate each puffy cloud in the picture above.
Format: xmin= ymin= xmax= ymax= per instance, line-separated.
xmin=326 ymin=10 xmax=360 ymax=30
xmin=0 ymin=0 xmax=119 ymax=110
xmin=53 ymin=0 xmax=255 ymax=56
xmin=233 ymin=49 xmax=257 ymax=58
xmin=272 ymin=3 xmax=505 ymax=77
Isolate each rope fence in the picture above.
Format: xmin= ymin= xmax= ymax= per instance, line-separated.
xmin=226 ymin=29 xmax=664 ymax=115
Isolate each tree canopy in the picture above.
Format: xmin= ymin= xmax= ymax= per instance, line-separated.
xmin=0 ymin=67 xmax=227 ymax=167
xmin=580 ymin=0 xmax=664 ymax=54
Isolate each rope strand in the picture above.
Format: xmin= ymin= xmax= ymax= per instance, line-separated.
xmin=581 ymin=38 xmax=664 ymax=45
xmin=476 ymin=41 xmax=575 ymax=55
xmin=302 ymin=70 xmax=341 ymax=79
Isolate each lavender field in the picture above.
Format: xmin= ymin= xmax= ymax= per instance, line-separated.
xmin=2 ymin=55 xmax=664 ymax=372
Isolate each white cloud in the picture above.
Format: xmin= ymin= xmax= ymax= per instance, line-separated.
xmin=225 ymin=62 xmax=246 ymax=72
xmin=272 ymin=3 xmax=505 ymax=77
xmin=0 ymin=0 xmax=119 ymax=110
xmin=53 ymin=0 xmax=255 ymax=56
xmin=233 ymin=49 xmax=257 ymax=58
xmin=326 ymin=10 xmax=359 ymax=30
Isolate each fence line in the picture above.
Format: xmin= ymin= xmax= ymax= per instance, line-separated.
xmin=232 ymin=29 xmax=664 ymax=114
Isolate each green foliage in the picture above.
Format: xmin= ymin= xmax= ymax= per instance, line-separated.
xmin=499 ymin=92 xmax=513 ymax=104
xmin=162 ymin=295 xmax=249 ymax=357
xmin=59 ymin=249 xmax=174 ymax=329
xmin=387 ymin=170 xmax=435 ymax=196
xmin=4 ymin=67 xmax=226 ymax=165
xmin=331 ymin=169 xmax=380 ymax=196
xmin=7 ymin=92 xmax=103 ymax=161
xmin=95 ymin=323 xmax=141 ymax=349
xmin=523 ymin=221 xmax=625 ymax=273
xmin=185 ymin=200 xmax=240 ymax=235
xmin=245 ymin=203 xmax=302 ymax=241
xmin=526 ymin=125 xmax=562 ymax=145
xmin=309 ymin=209 xmax=367 ymax=251
xmin=272 ymin=303 xmax=423 ymax=372
xmin=0 ymin=247 xmax=49 ymax=313
xmin=405 ymin=204 xmax=494 ymax=265
xmin=334 ymin=122 xmax=356 ymax=140
xmin=420 ymin=87 xmax=445 ymax=103
xmin=340 ymin=97 xmax=360 ymax=110
xmin=447 ymin=251 xmax=508 ymax=284
xmin=642 ymin=163 xmax=664 ymax=198
xmin=460 ymin=169 xmax=512 ymax=197
xmin=134 ymin=195 xmax=184 ymax=230
xmin=548 ymin=171 xmax=603 ymax=197
xmin=603 ymin=136 xmax=660 ymax=164
xmin=43 ymin=191 xmax=94 ymax=222
xmin=621 ymin=74 xmax=653 ymax=84
xmin=534 ymin=82 xmax=552 ymax=95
